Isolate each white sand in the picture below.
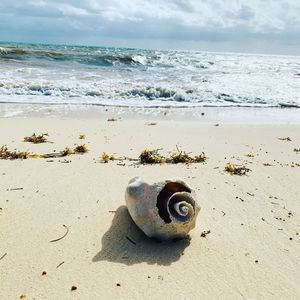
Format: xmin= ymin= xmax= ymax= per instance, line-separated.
xmin=0 ymin=115 xmax=299 ymax=299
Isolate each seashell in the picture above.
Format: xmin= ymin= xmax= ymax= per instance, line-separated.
xmin=125 ymin=177 xmax=200 ymax=240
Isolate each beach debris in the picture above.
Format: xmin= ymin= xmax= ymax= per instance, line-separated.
xmin=125 ymin=177 xmax=200 ymax=240
xmin=214 ymin=123 xmax=219 ymax=127
xmin=24 ymin=133 xmax=48 ymax=144
xmin=116 ymin=283 xmax=121 ymax=287
xmin=0 ymin=144 xmax=89 ymax=160
xmin=146 ymin=122 xmax=157 ymax=126
xmin=7 ymin=187 xmax=23 ymax=191
xmin=49 ymin=225 xmax=69 ymax=243
xmin=139 ymin=148 xmax=207 ymax=165
xmin=191 ymin=152 xmax=207 ymax=163
xmin=0 ymin=145 xmax=30 ymax=160
xmin=61 ymin=147 xmax=74 ymax=156
xmin=168 ymin=149 xmax=193 ymax=164
xmin=74 ymin=144 xmax=89 ymax=153
xmin=0 ymin=252 xmax=7 ymax=261
xmin=56 ymin=261 xmax=65 ymax=269
xmin=42 ymin=271 xmax=47 ymax=276
xmin=19 ymin=294 xmax=26 ymax=299
xmin=101 ymin=152 xmax=115 ymax=163
xmin=225 ymin=163 xmax=250 ymax=175
xmin=139 ymin=149 xmax=165 ymax=164
xmin=79 ymin=133 xmax=85 ymax=140
xmin=200 ymin=230 xmax=211 ymax=237
xmin=107 ymin=118 xmax=117 ymax=122
xmin=71 ymin=286 xmax=77 ymax=291
xmin=278 ymin=137 xmax=291 ymax=141
xmin=263 ymin=163 xmax=274 ymax=166
xmin=294 ymin=148 xmax=300 ymax=153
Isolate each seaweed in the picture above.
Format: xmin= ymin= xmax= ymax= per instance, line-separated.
xmin=0 ymin=145 xmax=30 ymax=160
xmin=225 ymin=163 xmax=250 ymax=175
xmin=139 ymin=149 xmax=165 ymax=164
xmin=193 ymin=152 xmax=207 ymax=162
xmin=167 ymin=150 xmax=193 ymax=164
xmin=139 ymin=147 xmax=207 ymax=165
xmin=294 ymin=148 xmax=300 ymax=153
xmin=24 ymin=133 xmax=48 ymax=144
xmin=79 ymin=134 xmax=85 ymax=140
xmin=101 ymin=152 xmax=115 ymax=163
xmin=1 ymin=143 xmax=88 ymax=160
xmin=167 ymin=146 xmax=207 ymax=164
xmin=74 ymin=144 xmax=89 ymax=153
xmin=61 ymin=147 xmax=74 ymax=156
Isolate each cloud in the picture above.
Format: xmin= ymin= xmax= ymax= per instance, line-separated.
xmin=0 ymin=0 xmax=299 ymax=54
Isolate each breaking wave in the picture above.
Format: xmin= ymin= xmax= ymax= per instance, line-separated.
xmin=0 ymin=42 xmax=300 ymax=108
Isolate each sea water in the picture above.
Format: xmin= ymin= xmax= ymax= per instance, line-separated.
xmin=0 ymin=42 xmax=299 ymax=108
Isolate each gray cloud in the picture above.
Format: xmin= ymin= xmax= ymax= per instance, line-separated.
xmin=0 ymin=0 xmax=299 ymax=54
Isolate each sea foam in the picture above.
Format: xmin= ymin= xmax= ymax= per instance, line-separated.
xmin=0 ymin=42 xmax=299 ymax=108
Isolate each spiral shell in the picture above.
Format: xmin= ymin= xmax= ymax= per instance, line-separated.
xmin=125 ymin=177 xmax=200 ymax=240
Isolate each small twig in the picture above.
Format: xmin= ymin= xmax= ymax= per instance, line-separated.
xmin=247 ymin=192 xmax=254 ymax=197
xmin=7 ymin=187 xmax=23 ymax=191
xmin=0 ymin=252 xmax=7 ymax=261
xmin=49 ymin=225 xmax=69 ymax=243
xmin=126 ymin=236 xmax=136 ymax=245
xmin=125 ymin=157 xmax=139 ymax=162
xmin=56 ymin=261 xmax=65 ymax=269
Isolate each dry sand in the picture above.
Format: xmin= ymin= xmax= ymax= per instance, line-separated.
xmin=0 ymin=114 xmax=299 ymax=299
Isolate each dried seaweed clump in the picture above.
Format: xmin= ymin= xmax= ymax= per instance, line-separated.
xmin=225 ymin=163 xmax=250 ymax=176
xmin=139 ymin=148 xmax=207 ymax=164
xmin=24 ymin=133 xmax=48 ymax=144
xmin=139 ymin=149 xmax=165 ymax=164
xmin=101 ymin=152 xmax=115 ymax=163
xmin=193 ymin=152 xmax=207 ymax=162
xmin=0 ymin=145 xmax=29 ymax=160
xmin=168 ymin=150 xmax=193 ymax=164
xmin=294 ymin=148 xmax=300 ymax=153
xmin=61 ymin=147 xmax=74 ymax=156
xmin=74 ymin=144 xmax=89 ymax=153
xmin=167 ymin=148 xmax=207 ymax=164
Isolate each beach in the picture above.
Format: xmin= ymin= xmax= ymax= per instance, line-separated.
xmin=0 ymin=107 xmax=299 ymax=299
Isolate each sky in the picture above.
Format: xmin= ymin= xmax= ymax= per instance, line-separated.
xmin=0 ymin=0 xmax=300 ymax=55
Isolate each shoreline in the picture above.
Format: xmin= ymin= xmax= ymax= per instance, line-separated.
xmin=1 ymin=103 xmax=300 ymax=124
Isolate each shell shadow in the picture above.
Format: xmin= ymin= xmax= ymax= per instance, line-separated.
xmin=92 ymin=205 xmax=190 ymax=266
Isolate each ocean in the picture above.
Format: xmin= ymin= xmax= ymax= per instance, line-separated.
xmin=0 ymin=42 xmax=299 ymax=108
